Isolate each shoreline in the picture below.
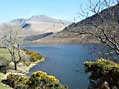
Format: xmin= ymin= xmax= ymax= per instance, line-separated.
xmin=26 ymin=57 xmax=45 ymax=73
xmin=22 ymin=37 xmax=101 ymax=46
xmin=6 ymin=57 xmax=46 ymax=75
xmin=22 ymin=42 xmax=102 ymax=47
xmin=2 ymin=57 xmax=46 ymax=89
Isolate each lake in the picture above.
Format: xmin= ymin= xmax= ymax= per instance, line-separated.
xmin=24 ymin=44 xmax=108 ymax=89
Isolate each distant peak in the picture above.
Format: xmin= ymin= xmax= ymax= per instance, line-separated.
xmin=10 ymin=15 xmax=71 ymax=25
xmin=28 ymin=15 xmax=70 ymax=24
xmin=30 ymin=15 xmax=55 ymax=19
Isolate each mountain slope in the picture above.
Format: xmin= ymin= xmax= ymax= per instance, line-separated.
xmin=63 ymin=3 xmax=119 ymax=32
xmin=10 ymin=15 xmax=70 ymax=40
xmin=34 ymin=4 xmax=119 ymax=44
xmin=0 ymin=15 xmax=71 ymax=45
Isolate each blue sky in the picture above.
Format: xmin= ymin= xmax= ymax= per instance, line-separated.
xmin=0 ymin=0 xmax=117 ymax=23
xmin=0 ymin=0 xmax=90 ymax=22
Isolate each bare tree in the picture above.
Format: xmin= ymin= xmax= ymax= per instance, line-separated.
xmin=82 ymin=0 xmax=119 ymax=89
xmin=88 ymin=0 xmax=119 ymax=56
xmin=2 ymin=24 xmax=22 ymax=70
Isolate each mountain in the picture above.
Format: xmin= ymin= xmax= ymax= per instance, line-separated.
xmin=63 ymin=3 xmax=119 ymax=32
xmin=11 ymin=18 xmax=30 ymax=29
xmin=11 ymin=15 xmax=70 ymax=31
xmin=24 ymin=32 xmax=53 ymax=41
xmin=28 ymin=15 xmax=69 ymax=24
xmin=9 ymin=15 xmax=71 ymax=40
xmin=0 ymin=15 xmax=71 ymax=45
xmin=34 ymin=4 xmax=119 ymax=44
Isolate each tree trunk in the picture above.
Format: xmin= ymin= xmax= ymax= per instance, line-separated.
xmin=14 ymin=62 xmax=17 ymax=70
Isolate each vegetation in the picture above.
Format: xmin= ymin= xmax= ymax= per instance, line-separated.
xmin=0 ymin=46 xmax=45 ymax=89
xmin=4 ymin=71 xmax=68 ymax=89
xmin=84 ymin=58 xmax=119 ymax=89
xmin=82 ymin=1 xmax=119 ymax=89
xmin=25 ymin=50 xmax=42 ymax=62
xmin=0 ymin=48 xmax=11 ymax=63
xmin=2 ymin=24 xmax=23 ymax=70
xmin=0 ymin=73 xmax=11 ymax=89
xmin=0 ymin=47 xmax=45 ymax=89
xmin=4 ymin=73 xmax=29 ymax=89
xmin=0 ymin=47 xmax=43 ymax=71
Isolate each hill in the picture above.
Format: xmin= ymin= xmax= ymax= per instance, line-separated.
xmin=12 ymin=15 xmax=70 ymax=38
xmin=0 ymin=15 xmax=70 ymax=45
xmin=34 ymin=3 xmax=119 ymax=44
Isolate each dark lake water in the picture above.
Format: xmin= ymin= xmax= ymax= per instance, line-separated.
xmin=24 ymin=44 xmax=110 ymax=89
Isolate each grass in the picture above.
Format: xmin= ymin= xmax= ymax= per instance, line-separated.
xmin=0 ymin=48 xmax=11 ymax=62
xmin=0 ymin=47 xmax=25 ymax=63
xmin=0 ymin=48 xmax=11 ymax=89
xmin=0 ymin=48 xmax=20 ymax=89
xmin=0 ymin=73 xmax=11 ymax=89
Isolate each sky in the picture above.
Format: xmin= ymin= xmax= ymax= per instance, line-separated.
xmin=0 ymin=0 xmax=90 ymax=22
xmin=0 ymin=0 xmax=117 ymax=23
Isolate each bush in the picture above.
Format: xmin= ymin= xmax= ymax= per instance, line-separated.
xmin=25 ymin=50 xmax=42 ymax=62
xmin=5 ymin=74 xmax=29 ymax=88
xmin=4 ymin=71 xmax=68 ymax=89
xmin=28 ymin=71 xmax=68 ymax=89
xmin=84 ymin=58 xmax=119 ymax=89
xmin=0 ymin=57 xmax=9 ymax=73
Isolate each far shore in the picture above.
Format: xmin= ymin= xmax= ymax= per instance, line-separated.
xmin=22 ymin=40 xmax=101 ymax=46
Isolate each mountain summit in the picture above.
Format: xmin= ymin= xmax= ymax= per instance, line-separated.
xmin=28 ymin=15 xmax=69 ymax=24
xmin=10 ymin=15 xmax=70 ymax=37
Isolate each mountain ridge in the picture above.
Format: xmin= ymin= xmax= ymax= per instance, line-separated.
xmin=10 ymin=15 xmax=70 ymax=37
xmin=0 ymin=15 xmax=71 ymax=45
xmin=34 ymin=3 xmax=119 ymax=44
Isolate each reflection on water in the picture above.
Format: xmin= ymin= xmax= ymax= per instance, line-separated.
xmin=24 ymin=44 xmax=112 ymax=89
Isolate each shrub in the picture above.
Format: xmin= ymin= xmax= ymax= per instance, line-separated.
xmin=25 ymin=50 xmax=42 ymax=62
xmin=84 ymin=58 xmax=119 ymax=89
xmin=5 ymin=74 xmax=29 ymax=88
xmin=4 ymin=71 xmax=68 ymax=89
xmin=0 ymin=56 xmax=9 ymax=73
xmin=28 ymin=71 xmax=68 ymax=89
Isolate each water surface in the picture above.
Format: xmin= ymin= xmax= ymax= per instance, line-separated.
xmin=25 ymin=44 xmax=106 ymax=89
